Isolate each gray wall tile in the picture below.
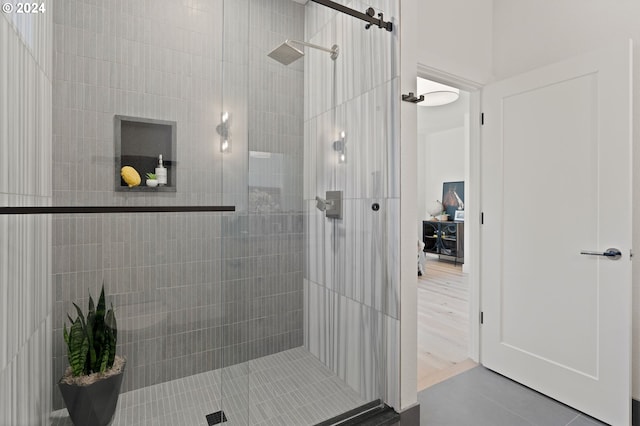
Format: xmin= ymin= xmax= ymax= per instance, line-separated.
xmin=0 ymin=5 xmax=53 ymax=424
xmin=51 ymin=0 xmax=306 ymax=411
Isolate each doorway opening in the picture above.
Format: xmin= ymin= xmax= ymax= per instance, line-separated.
xmin=416 ymin=76 xmax=477 ymax=390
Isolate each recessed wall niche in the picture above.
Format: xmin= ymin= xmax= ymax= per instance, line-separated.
xmin=115 ymin=115 xmax=177 ymax=192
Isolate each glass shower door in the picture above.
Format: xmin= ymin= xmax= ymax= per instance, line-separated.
xmin=300 ymin=0 xmax=401 ymax=421
xmin=218 ymin=0 xmax=400 ymax=424
xmin=42 ymin=0 xmax=231 ymax=423
xmin=1 ymin=0 xmax=399 ymax=423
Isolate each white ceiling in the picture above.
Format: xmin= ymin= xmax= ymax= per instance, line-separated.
xmin=417 ymin=90 xmax=470 ymax=136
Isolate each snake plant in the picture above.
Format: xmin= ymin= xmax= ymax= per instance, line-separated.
xmin=63 ymin=285 xmax=118 ymax=377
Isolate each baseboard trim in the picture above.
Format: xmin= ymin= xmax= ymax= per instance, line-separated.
xmin=633 ymin=398 xmax=639 ymax=426
xmin=389 ymin=403 xmax=420 ymax=426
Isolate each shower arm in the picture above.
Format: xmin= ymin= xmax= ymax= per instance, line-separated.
xmin=289 ymin=40 xmax=338 ymax=56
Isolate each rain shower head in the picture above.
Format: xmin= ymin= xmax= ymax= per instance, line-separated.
xmin=268 ymin=41 xmax=305 ymax=65
xmin=268 ymin=39 xmax=339 ymax=65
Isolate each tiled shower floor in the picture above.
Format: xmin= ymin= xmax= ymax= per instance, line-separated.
xmin=50 ymin=347 xmax=366 ymax=426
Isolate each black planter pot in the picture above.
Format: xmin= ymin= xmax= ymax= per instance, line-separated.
xmin=58 ymin=366 xmax=125 ymax=426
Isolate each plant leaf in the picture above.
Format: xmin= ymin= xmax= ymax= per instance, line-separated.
xmin=105 ymin=307 xmax=117 ymax=368
xmin=97 ymin=286 xmax=106 ymax=316
xmin=68 ymin=318 xmax=89 ymax=376
xmin=86 ymin=309 xmax=97 ymax=372
xmin=92 ymin=286 xmax=107 ymax=372
xmin=72 ymin=303 xmax=86 ymax=330
xmin=99 ymin=345 xmax=110 ymax=372
xmin=63 ymin=283 xmax=118 ymax=376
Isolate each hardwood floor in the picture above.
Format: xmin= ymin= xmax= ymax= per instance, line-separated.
xmin=417 ymin=256 xmax=477 ymax=391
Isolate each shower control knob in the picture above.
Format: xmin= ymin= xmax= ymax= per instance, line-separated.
xmin=371 ymin=203 xmax=380 ymax=211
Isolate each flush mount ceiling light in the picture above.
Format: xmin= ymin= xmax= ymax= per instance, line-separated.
xmin=416 ymin=77 xmax=460 ymax=106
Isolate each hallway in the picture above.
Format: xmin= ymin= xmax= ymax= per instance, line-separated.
xmin=418 ymin=257 xmax=475 ymax=390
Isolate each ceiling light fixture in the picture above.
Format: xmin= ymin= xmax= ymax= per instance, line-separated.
xmin=416 ymin=77 xmax=460 ymax=107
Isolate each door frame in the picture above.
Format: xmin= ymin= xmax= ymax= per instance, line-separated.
xmin=398 ymin=61 xmax=485 ymax=411
xmin=416 ymin=63 xmax=483 ymax=362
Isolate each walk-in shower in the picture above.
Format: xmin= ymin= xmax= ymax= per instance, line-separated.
xmin=268 ymin=39 xmax=339 ymax=65
xmin=2 ymin=0 xmax=400 ymax=424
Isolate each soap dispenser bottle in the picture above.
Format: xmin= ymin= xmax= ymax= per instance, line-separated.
xmin=155 ymin=154 xmax=167 ymax=186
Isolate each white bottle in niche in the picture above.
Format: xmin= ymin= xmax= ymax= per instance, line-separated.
xmin=155 ymin=154 xmax=167 ymax=186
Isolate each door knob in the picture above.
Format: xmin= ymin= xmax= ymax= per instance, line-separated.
xmin=580 ymin=248 xmax=622 ymax=260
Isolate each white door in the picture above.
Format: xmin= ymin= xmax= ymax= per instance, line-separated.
xmin=481 ymin=41 xmax=632 ymax=425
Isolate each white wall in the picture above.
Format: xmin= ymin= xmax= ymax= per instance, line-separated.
xmin=400 ymin=0 xmax=493 ymax=409
xmin=404 ymin=0 xmax=640 ymax=410
xmin=0 ymin=3 xmax=52 ymax=425
xmin=417 ymin=127 xmax=466 ymax=220
xmin=410 ymin=0 xmax=493 ymax=85
xmin=493 ymin=0 xmax=640 ymax=80
xmin=399 ymin=1 xmax=419 ymax=411
xmin=416 ymin=135 xmax=429 ymax=219
xmin=400 ymin=0 xmax=493 ymax=411
xmin=492 ymin=0 xmax=640 ymax=400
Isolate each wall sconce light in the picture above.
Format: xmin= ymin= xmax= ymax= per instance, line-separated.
xmin=217 ymin=111 xmax=231 ymax=153
xmin=333 ymin=131 xmax=346 ymax=163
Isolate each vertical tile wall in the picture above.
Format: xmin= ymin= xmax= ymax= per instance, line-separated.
xmin=51 ymin=0 xmax=306 ymax=411
xmin=50 ymin=0 xmax=226 ymax=408
xmin=218 ymin=0 xmax=306 ymax=418
xmin=224 ymin=0 xmax=306 ymax=360
xmin=303 ymin=0 xmax=401 ymax=408
xmin=0 ymin=1 xmax=53 ymax=424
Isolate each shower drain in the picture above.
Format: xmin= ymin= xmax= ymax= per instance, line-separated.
xmin=205 ymin=410 xmax=228 ymax=425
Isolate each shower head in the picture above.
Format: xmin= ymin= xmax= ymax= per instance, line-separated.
xmin=268 ymin=41 xmax=305 ymax=65
xmin=268 ymin=39 xmax=339 ymax=65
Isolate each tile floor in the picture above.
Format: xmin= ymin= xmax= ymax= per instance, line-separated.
xmin=50 ymin=352 xmax=613 ymax=425
xmin=418 ymin=366 xmax=608 ymax=426
xmin=50 ymin=347 xmax=366 ymax=426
